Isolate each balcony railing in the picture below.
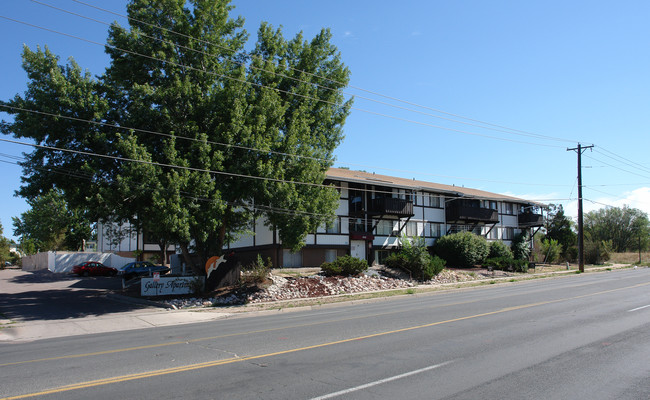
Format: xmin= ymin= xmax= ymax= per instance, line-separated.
xmin=369 ymin=197 xmax=414 ymax=217
xmin=518 ymin=212 xmax=544 ymax=227
xmin=446 ymin=204 xmax=499 ymax=224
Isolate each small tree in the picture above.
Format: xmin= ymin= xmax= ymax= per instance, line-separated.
xmin=545 ymin=204 xmax=577 ymax=259
xmin=584 ymin=238 xmax=611 ymax=265
xmin=540 ymin=238 xmax=561 ymax=263
xmin=511 ymin=231 xmax=531 ymax=261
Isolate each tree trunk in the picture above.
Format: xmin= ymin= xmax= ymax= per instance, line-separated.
xmin=179 ymin=242 xmax=201 ymax=275
xmin=158 ymin=239 xmax=168 ymax=266
xmin=215 ymin=205 xmax=231 ymax=259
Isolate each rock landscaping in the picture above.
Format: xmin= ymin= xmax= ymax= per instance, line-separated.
xmin=161 ymin=267 xmax=512 ymax=310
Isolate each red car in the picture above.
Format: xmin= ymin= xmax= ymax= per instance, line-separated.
xmin=71 ymin=261 xmax=118 ymax=277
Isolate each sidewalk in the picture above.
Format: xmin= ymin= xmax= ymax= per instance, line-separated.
xmin=0 ymin=268 xmax=232 ymax=342
xmin=0 ymin=307 xmax=232 ymax=342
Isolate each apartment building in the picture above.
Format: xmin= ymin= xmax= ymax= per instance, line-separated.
xmin=227 ymin=168 xmax=544 ymax=268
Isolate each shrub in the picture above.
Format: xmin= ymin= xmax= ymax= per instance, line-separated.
xmin=564 ymin=246 xmax=578 ymax=263
xmin=584 ymin=240 xmax=611 ymax=264
xmin=489 ymin=241 xmax=513 ymax=259
xmin=385 ymin=236 xmax=445 ymax=280
xmin=321 ymin=255 xmax=368 ymax=277
xmin=385 ymin=252 xmax=408 ymax=271
xmin=511 ymin=231 xmax=531 ymax=261
xmin=242 ymin=254 xmax=272 ymax=284
xmin=484 ymin=257 xmax=529 ymax=273
xmin=433 ymin=231 xmax=489 ymax=267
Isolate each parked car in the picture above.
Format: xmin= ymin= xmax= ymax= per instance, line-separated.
xmin=119 ymin=261 xmax=170 ymax=280
xmin=72 ymin=261 xmax=118 ymax=277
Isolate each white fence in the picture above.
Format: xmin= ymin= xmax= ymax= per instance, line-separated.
xmin=21 ymin=251 xmax=135 ymax=273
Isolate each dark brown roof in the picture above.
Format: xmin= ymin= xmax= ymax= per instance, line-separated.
xmin=326 ymin=167 xmax=544 ymax=206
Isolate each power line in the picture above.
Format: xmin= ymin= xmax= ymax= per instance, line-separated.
xmin=30 ymin=0 xmax=577 ymax=144
xmin=68 ymin=0 xmax=580 ymax=145
xmin=584 ymin=154 xmax=650 ymax=180
xmin=0 ymin=154 xmax=458 ymax=227
xmin=0 ymin=153 xmax=339 ymax=220
xmin=0 ymin=103 xmax=574 ymax=189
xmin=0 ymin=14 xmax=567 ymax=149
xmin=0 ymin=138 xmax=549 ymax=216
xmin=593 ymin=147 xmax=650 ymax=175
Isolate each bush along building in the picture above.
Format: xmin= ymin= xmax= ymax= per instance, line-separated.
xmin=227 ymin=168 xmax=545 ymax=268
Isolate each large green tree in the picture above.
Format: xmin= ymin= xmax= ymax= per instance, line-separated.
xmin=584 ymin=206 xmax=650 ymax=252
xmin=1 ymin=0 xmax=352 ymax=271
xmin=12 ymin=189 xmax=93 ymax=253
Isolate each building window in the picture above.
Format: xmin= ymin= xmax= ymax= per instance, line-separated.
xmin=283 ymin=249 xmax=302 ymax=267
xmin=502 ymin=227 xmax=514 ymax=240
xmin=483 ymin=200 xmax=497 ymax=210
xmin=428 ymin=223 xmax=442 ymax=238
xmin=375 ymin=220 xmax=395 ymax=236
xmin=430 ymin=195 xmax=441 ymax=208
xmin=325 ymin=249 xmax=337 ymax=263
xmin=405 ymin=221 xmax=421 ymax=237
xmin=375 ymin=250 xmax=391 ymax=265
xmin=350 ymin=218 xmax=366 ymax=233
xmin=487 ymin=228 xmax=499 ymax=240
xmin=326 ymin=217 xmax=341 ymax=234
xmin=504 ymin=203 xmax=514 ymax=215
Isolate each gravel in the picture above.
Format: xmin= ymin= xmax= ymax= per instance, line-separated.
xmin=161 ymin=268 xmax=497 ymax=310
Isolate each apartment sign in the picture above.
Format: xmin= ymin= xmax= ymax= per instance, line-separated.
xmin=141 ymin=276 xmax=202 ymax=296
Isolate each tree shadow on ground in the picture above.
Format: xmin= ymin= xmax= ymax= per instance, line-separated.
xmin=0 ymin=289 xmax=150 ymax=322
xmin=1 ymin=270 xmax=149 ymax=322
xmin=6 ymin=269 xmax=78 ymax=284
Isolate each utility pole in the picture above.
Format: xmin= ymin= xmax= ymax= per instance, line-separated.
xmin=567 ymin=143 xmax=594 ymax=272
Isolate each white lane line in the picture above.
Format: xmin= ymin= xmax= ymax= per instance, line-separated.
xmin=628 ymin=304 xmax=650 ymax=312
xmin=309 ymin=360 xmax=455 ymax=400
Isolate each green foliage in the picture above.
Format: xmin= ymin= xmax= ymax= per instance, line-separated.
xmin=242 ymin=254 xmax=273 ymax=283
xmin=540 ymin=238 xmax=561 ymax=263
xmin=511 ymin=231 xmax=531 ymax=261
xmin=320 ymin=255 xmax=367 ymax=277
xmin=385 ymin=236 xmax=445 ymax=280
xmin=489 ymin=241 xmax=513 ymax=259
xmin=483 ymin=257 xmax=529 ymax=273
xmin=584 ymin=206 xmax=650 ymax=252
xmin=565 ymin=246 xmax=578 ymax=263
xmin=0 ymin=223 xmax=11 ymax=267
xmin=12 ymin=189 xmax=92 ymax=252
xmin=544 ymin=204 xmax=577 ymax=257
xmin=433 ymin=231 xmax=489 ymax=267
xmin=1 ymin=0 xmax=352 ymax=272
xmin=584 ymin=239 xmax=611 ymax=265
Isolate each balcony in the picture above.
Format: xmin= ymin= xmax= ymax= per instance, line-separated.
xmin=518 ymin=212 xmax=544 ymax=227
xmin=368 ymin=197 xmax=414 ymax=217
xmin=446 ymin=202 xmax=499 ymax=224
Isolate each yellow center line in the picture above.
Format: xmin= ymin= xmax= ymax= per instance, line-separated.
xmin=0 ymin=297 xmax=484 ymax=367
xmin=2 ymin=280 xmax=648 ymax=400
xmin=2 ymin=275 xmax=647 ymax=368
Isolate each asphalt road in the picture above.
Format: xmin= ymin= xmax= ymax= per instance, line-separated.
xmin=1 ymin=268 xmax=649 ymax=400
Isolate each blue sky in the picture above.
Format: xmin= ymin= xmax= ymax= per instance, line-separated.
xmin=2 ymin=0 xmax=650 ymax=241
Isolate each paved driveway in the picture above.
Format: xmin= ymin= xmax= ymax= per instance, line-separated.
xmin=0 ymin=268 xmax=148 ymax=323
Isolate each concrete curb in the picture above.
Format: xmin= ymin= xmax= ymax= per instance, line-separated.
xmin=105 ymin=293 xmax=169 ymax=309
